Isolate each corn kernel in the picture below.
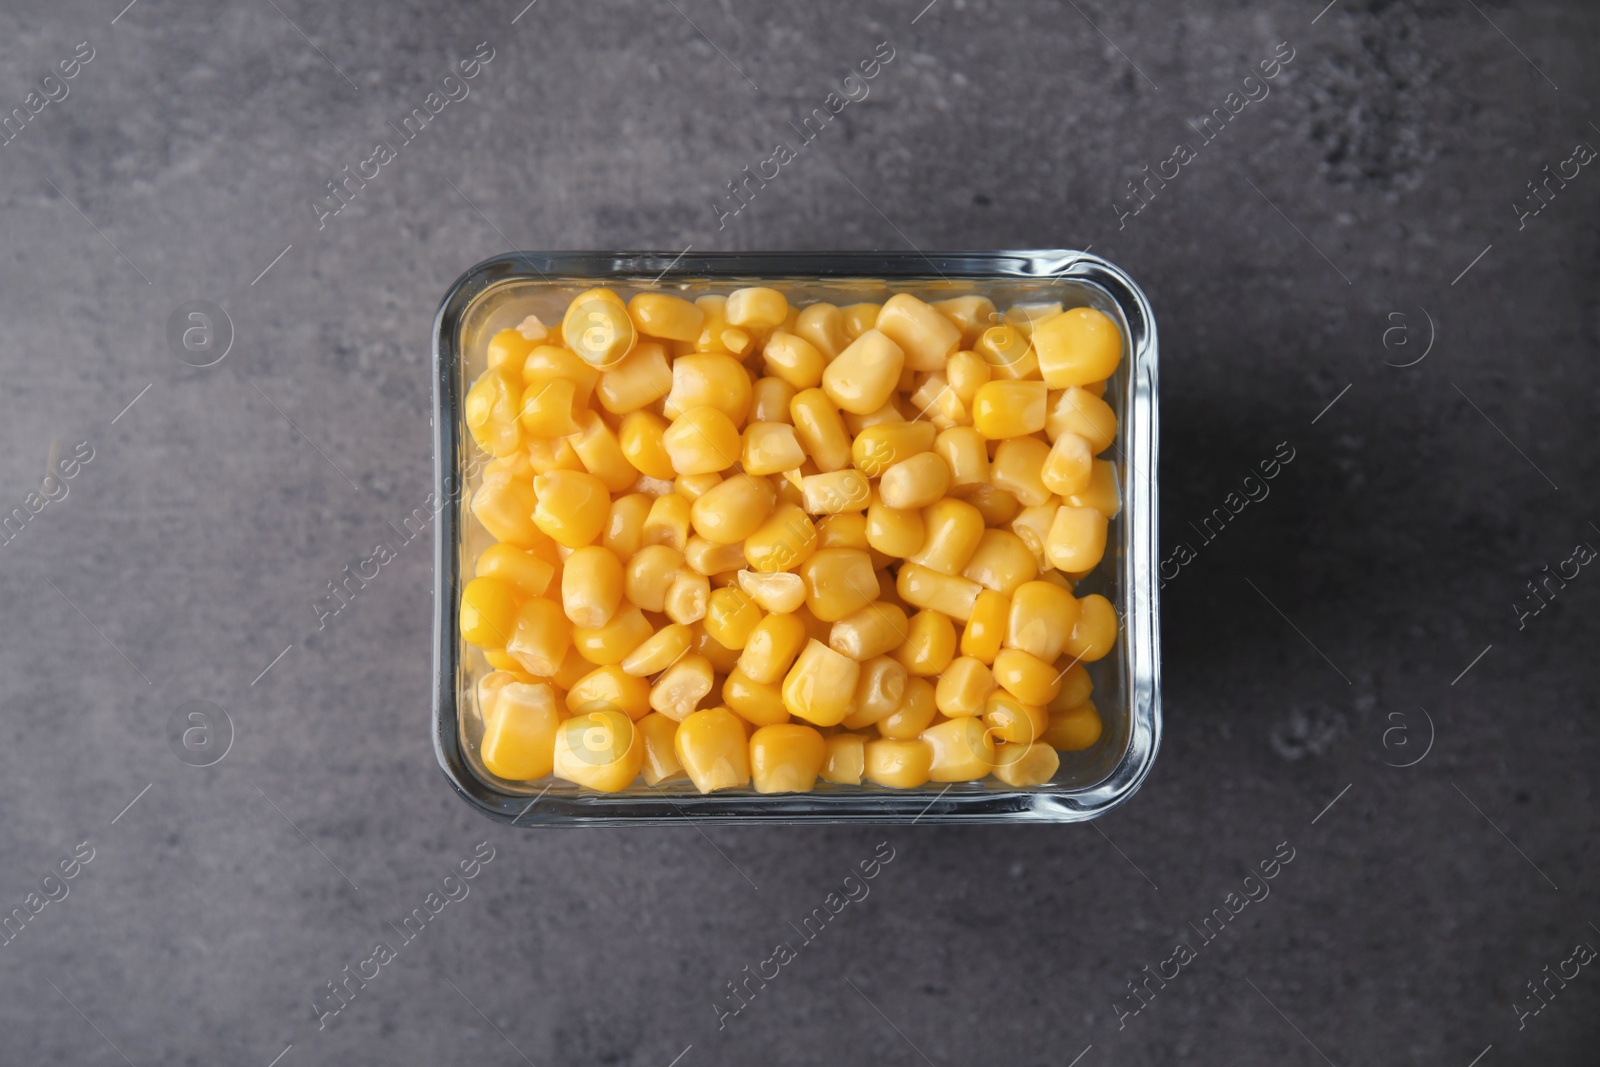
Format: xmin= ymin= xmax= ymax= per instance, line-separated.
xmin=1046 ymin=505 xmax=1108 ymax=573
xmin=963 ymin=483 xmax=1022 ymax=526
xmin=934 ymin=656 xmax=996 ymax=717
xmin=932 ymin=295 xmax=998 ymax=347
xmin=505 ymin=597 xmax=570 ymax=676
xmin=894 ymin=609 xmax=957 ymax=676
xmin=933 ymin=426 xmax=989 ymax=490
xmin=735 ymin=612 xmax=807 ymax=685
xmin=682 ymin=474 xmax=774 ymax=547
xmin=983 ymin=692 xmax=1047 ymax=745
xmin=471 ymin=471 xmax=541 ymax=547
xmin=1011 ymin=503 xmax=1058 ymax=568
xmin=742 ymin=423 xmax=805 ymax=476
xmin=816 ymin=511 xmax=870 ymax=551
xmin=1046 ymin=387 xmax=1117 ymax=453
xmin=744 ymin=503 xmax=817 ymax=573
xmin=482 ymin=648 xmax=525 ymax=673
xmin=1050 ymin=661 xmax=1094 ymax=711
xmin=799 ymin=548 xmax=879 ymax=622
xmin=664 ymin=353 xmax=751 ymax=424
xmin=850 ymin=656 xmax=909 ymax=725
xmin=665 ymin=569 xmax=711 ymax=625
xmin=670 ymin=707 xmax=750 ymax=792
xmin=693 ymin=294 xmax=732 ymax=353
xmin=722 ymin=668 xmax=791 ymax=726
xmin=674 ymin=472 xmax=723 ymax=502
xmin=822 ymin=329 xmax=905 ymax=414
xmin=896 ymin=564 xmax=980 ymax=621
xmin=562 ymin=288 xmax=637 ymax=369
xmin=960 ymin=589 xmax=1009 ymax=663
xmin=782 ymin=639 xmax=860 ymax=726
xmin=751 ymin=377 xmax=796 ymax=424
xmin=522 ymin=344 xmax=600 ymax=407
xmin=620 ymin=622 xmax=694 ymax=676
xmin=749 ymin=723 xmax=827 ymax=793
xmin=560 ymin=545 xmax=625 ymax=628
xmin=704 ymin=586 xmax=763 ymax=649
xmin=907 ymin=497 xmax=985 ymax=575
xmin=801 ymin=470 xmax=871 ymax=515
xmin=762 ymin=331 xmax=827 ymax=389
xmin=531 ymin=470 xmax=609 ymax=548
xmin=461 ymin=576 xmax=520 ymax=650
xmin=972 ymin=380 xmax=1048 ymax=439
xmin=628 ymin=292 xmax=704 ymax=342
xmin=789 ymin=388 xmax=853 ymax=472
xmin=875 ymin=293 xmax=961 ymax=372
xmin=923 ymin=717 xmax=996 ymax=782
xmin=567 ymin=665 xmax=652 ymax=721
xmin=552 ymin=644 xmax=593 ymax=690
xmin=992 ymin=647 xmax=1061 ymax=706
xmin=828 ymin=602 xmax=910 ymax=661
xmin=1033 ymin=306 xmax=1122 ymax=388
xmin=662 ymin=406 xmax=741 ymax=476
xmin=596 ymin=342 xmax=672 ymax=414
xmin=876 ymin=675 xmax=938 ymax=738
xmin=1003 ymin=580 xmax=1081 ymax=664
xmin=840 ymin=302 xmax=881 ymax=339
xmin=526 ymin=435 xmax=585 ymax=475
xmin=879 ymin=452 xmax=951 ymax=510
xmin=974 ymin=323 xmax=1035 ymax=377
xmin=476 ymin=544 xmax=554 ymax=599
xmin=619 ymin=544 xmax=677 ymax=612
xmin=684 ymin=537 xmax=747 ymax=577
xmin=821 ymin=733 xmax=866 ymax=784
xmin=649 ymin=653 xmax=715 ymax=720
xmin=1064 ymin=459 xmax=1121 ymax=518
xmin=795 ymin=302 xmax=849 ymax=359
xmin=736 ymin=569 xmax=806 ymax=615
xmin=990 ymin=437 xmax=1054 ymax=507
xmin=864 ymin=737 xmax=932 ymax=788
xmin=481 ymin=682 xmax=561 ymax=780
xmin=464 ymin=365 xmax=523 ymax=457
xmin=637 ymin=712 xmax=686 ymax=784
xmin=553 ymin=707 xmax=642 ymax=791
xmin=946 ymin=349 xmax=991 ymax=405
xmin=486 ymin=327 xmax=535 ymax=371
xmin=991 ymin=741 xmax=1060 ymax=786
xmin=725 ymin=287 xmax=789 ymax=330
xmin=852 ymin=420 xmax=935 ymax=478
xmin=1061 ymin=593 xmax=1117 ymax=663
xmin=1041 ymin=698 xmax=1103 ymax=750
xmin=572 ymin=602 xmax=653 ymax=665
xmin=1040 ymin=431 xmax=1094 ymax=496
xmin=1005 ymin=302 xmax=1064 ymax=336
xmin=865 ymin=492 xmax=925 ymax=558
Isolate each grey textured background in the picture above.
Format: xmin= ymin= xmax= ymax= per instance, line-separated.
xmin=1 ymin=0 xmax=1596 ymax=1064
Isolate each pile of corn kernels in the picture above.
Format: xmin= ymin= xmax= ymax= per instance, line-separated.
xmin=461 ymin=285 xmax=1121 ymax=794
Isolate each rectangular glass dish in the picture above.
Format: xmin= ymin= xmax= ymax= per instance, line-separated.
xmin=432 ymin=251 xmax=1160 ymax=825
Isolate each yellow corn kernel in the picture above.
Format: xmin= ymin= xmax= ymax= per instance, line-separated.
xmin=874 ymin=674 xmax=935 ymax=738
xmin=559 ymin=545 xmax=624 ymax=628
xmin=1049 ymin=663 xmax=1093 ymax=714
xmin=567 ymin=664 xmax=652 ymax=722
xmin=1002 ymin=580 xmax=1081 ymax=664
xmin=751 ymin=377 xmax=796 ymax=424
xmin=699 ymin=586 xmax=760 ymax=650
xmin=827 ymin=602 xmax=909 ymax=661
xmin=961 ymin=486 xmax=1018 ymax=529
xmin=852 ymin=420 xmax=935 ymax=478
xmin=636 ymin=712 xmax=686 ymax=784
xmin=875 ymin=293 xmax=961 ymax=371
xmin=619 ymin=622 xmax=692 ymax=676
xmin=946 ymin=350 xmax=991 ymax=406
xmin=561 ymin=412 xmax=631 ymax=493
xmin=934 ymin=656 xmax=995 ymax=717
xmin=816 ymin=511 xmax=870 ymax=550
xmin=972 ymin=380 xmax=1048 ymax=439
xmin=688 ymin=473 xmax=776 ymax=546
xmin=983 ymin=691 xmax=1047 ymax=745
xmin=477 ymin=669 xmax=527 ymax=718
xmin=460 ymin=576 xmax=520 ymax=650
xmin=692 ymin=294 xmax=731 ymax=352
xmin=505 ymin=597 xmax=570 ymax=676
xmin=642 ymin=491 xmax=692 ymax=551
xmin=521 ymin=344 xmax=599 ymax=407
xmin=648 ymin=653 xmax=715 ymax=720
xmin=907 ymin=497 xmax=985 ymax=575
xmin=470 ymin=471 xmax=540 ymax=546
xmin=799 ymin=548 xmax=878 ymax=622
xmin=821 ymin=329 xmax=906 ymax=414
xmin=742 ymin=422 xmax=805 ymax=476
xmin=974 ymin=322 xmax=1036 ymax=377
xmin=839 ymin=302 xmax=881 ymax=339
xmin=622 ymin=545 xmax=680 ymax=613
xmin=789 ymin=388 xmax=853 ymax=472
xmin=530 ymin=470 xmax=608 ymax=549
xmin=1033 ymin=306 xmax=1122 ymax=387
xmin=725 ymin=287 xmax=789 ymax=331
xmin=1011 ymin=503 xmax=1058 ymax=568
xmin=732 ymin=571 xmax=803 ymax=616
xmin=933 ymin=295 xmax=998 ymax=347
xmin=481 ymin=682 xmax=561 ymax=780
xmin=737 ymin=613 xmax=808 ymax=685
xmin=526 ymin=435 xmax=585 ymax=476
xmin=749 ymin=723 xmax=827 ymax=793
xmin=1046 ymin=506 xmax=1108 ymax=573
xmin=988 ymin=437 xmax=1053 ymax=508
xmin=553 ymin=707 xmax=642 ymax=791
xmin=721 ymin=668 xmax=790 ymax=726
xmin=487 ymin=327 xmax=536 ymax=371
xmin=1061 ymin=594 xmax=1117 ymax=663
xmin=879 ymin=452 xmax=951 ymax=510
xmin=960 ymin=589 xmax=1009 ymax=663
xmin=864 ymin=737 xmax=932 ymax=788
xmin=628 ymin=291 xmax=704 ymax=342
xmin=1041 ymin=431 xmax=1094 ymax=496
xmin=932 ymin=426 xmax=988 ymax=491
xmin=762 ymin=331 xmax=827 ymax=390
xmin=896 ymin=564 xmax=980 ymax=622
xmin=600 ymin=495 xmax=648 ymax=562
xmin=781 ymin=639 xmax=860 ymax=726
xmin=1005 ymin=302 xmax=1064 ymax=336
xmin=464 ymin=365 xmax=523 ymax=457
xmin=994 ymin=645 xmax=1063 ymax=707
xmin=801 ymin=470 xmax=871 ymax=515
xmin=476 ymin=543 xmax=554 ymax=599
xmin=664 ymin=353 xmax=751 ymax=423
xmin=850 ymin=655 xmax=909 ymax=726
xmin=795 ymin=302 xmax=849 ymax=359
xmin=572 ymin=602 xmax=653 ymax=665
xmin=674 ymin=707 xmax=751 ymax=792
xmin=1042 ymin=698 xmax=1103 ymax=751
xmin=553 ymin=644 xmax=593 ymax=690
xmin=596 ymin=341 xmax=672 ymax=414
xmin=662 ymin=406 xmax=742 ymax=476
xmin=991 ymin=741 xmax=1060 ymax=786
xmin=923 ymin=717 xmax=996 ymax=782
xmin=1064 ymin=459 xmax=1121 ymax=519
xmin=894 ymin=609 xmax=957 ymax=676
xmin=484 ymin=448 xmax=535 ymax=483
xmin=1046 ymin=387 xmax=1117 ymax=453
xmin=957 ymin=530 xmax=1034 ymax=597
xmin=744 ymin=503 xmax=818 ymax=572
xmin=906 ymin=372 xmax=956 ymax=426
xmin=842 ymin=400 xmax=909 ymax=438
xmin=819 ymin=732 xmax=865 ymax=784
xmin=481 ymin=648 xmax=525 ymax=673
xmin=562 ymin=288 xmax=637 ymax=369
xmin=866 ymin=493 xmax=925 ymax=558
xmin=684 ymin=537 xmax=747 ymax=577
xmin=665 ymin=569 xmax=711 ymax=625
xmin=674 ymin=472 xmax=722 ymax=502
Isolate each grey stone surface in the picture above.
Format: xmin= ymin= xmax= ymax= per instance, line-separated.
xmin=0 ymin=0 xmax=1595 ymax=1063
